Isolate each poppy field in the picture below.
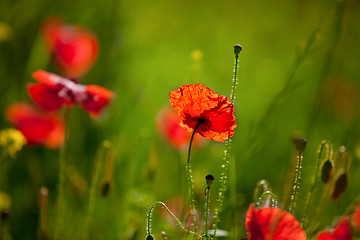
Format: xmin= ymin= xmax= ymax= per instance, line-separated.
xmin=1 ymin=0 xmax=360 ymax=239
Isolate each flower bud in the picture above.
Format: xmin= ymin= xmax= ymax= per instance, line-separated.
xmin=321 ymin=160 xmax=333 ymax=183
xmin=205 ymin=174 xmax=215 ymax=186
xmin=101 ymin=180 xmax=111 ymax=197
xmin=146 ymin=234 xmax=155 ymax=240
xmin=234 ymin=44 xmax=242 ymax=56
xmin=330 ymin=170 xmax=348 ymax=200
xmin=1 ymin=210 xmax=11 ymax=224
xmin=292 ymin=136 xmax=307 ymax=154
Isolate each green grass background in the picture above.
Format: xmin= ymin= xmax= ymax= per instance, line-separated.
xmin=1 ymin=0 xmax=360 ymax=239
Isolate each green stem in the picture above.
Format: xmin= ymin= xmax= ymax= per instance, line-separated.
xmin=205 ymin=187 xmax=210 ymax=237
xmin=54 ymin=107 xmax=70 ymax=239
xmin=289 ymin=153 xmax=303 ymax=214
xmin=146 ymin=201 xmax=202 ymax=239
xmin=230 ymin=54 xmax=239 ymax=103
xmin=301 ymin=142 xmax=327 ymax=226
xmin=214 ymin=47 xmax=240 ymax=237
xmin=186 ymin=121 xmax=202 ymax=230
xmin=82 ymin=142 xmax=108 ymax=240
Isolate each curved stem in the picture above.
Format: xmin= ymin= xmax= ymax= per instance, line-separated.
xmin=186 ymin=121 xmax=202 ymax=230
xmin=147 ymin=201 xmax=202 ymax=239
xmin=258 ymin=191 xmax=278 ymax=209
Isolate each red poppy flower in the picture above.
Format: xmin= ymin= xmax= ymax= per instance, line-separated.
xmin=156 ymin=107 xmax=208 ymax=150
xmin=245 ymin=204 xmax=306 ymax=240
xmin=169 ymin=84 xmax=236 ymax=142
xmin=28 ymin=70 xmax=113 ymax=118
xmin=41 ymin=16 xmax=99 ymax=80
xmin=316 ymin=217 xmax=352 ymax=240
xmin=5 ymin=102 xmax=65 ymax=149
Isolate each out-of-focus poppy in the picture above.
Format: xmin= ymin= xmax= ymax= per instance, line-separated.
xmin=316 ymin=217 xmax=353 ymax=240
xmin=169 ymin=84 xmax=236 ymax=142
xmin=351 ymin=203 xmax=360 ymax=234
xmin=28 ymin=70 xmax=113 ymax=118
xmin=41 ymin=16 xmax=99 ymax=80
xmin=156 ymin=107 xmax=207 ymax=151
xmin=245 ymin=204 xmax=306 ymax=240
xmin=5 ymin=102 xmax=64 ymax=149
xmin=157 ymin=197 xmax=193 ymax=230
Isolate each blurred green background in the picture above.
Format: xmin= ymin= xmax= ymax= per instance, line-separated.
xmin=1 ymin=0 xmax=360 ymax=239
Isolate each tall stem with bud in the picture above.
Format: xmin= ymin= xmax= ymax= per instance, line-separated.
xmin=214 ymin=44 xmax=242 ymax=237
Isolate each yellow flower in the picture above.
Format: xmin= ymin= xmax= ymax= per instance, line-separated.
xmin=0 ymin=21 xmax=12 ymax=42
xmin=0 ymin=128 xmax=27 ymax=158
xmin=0 ymin=192 xmax=11 ymax=210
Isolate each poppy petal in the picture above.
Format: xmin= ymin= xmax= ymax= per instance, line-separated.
xmin=316 ymin=217 xmax=353 ymax=240
xmin=156 ymin=107 xmax=207 ymax=150
xmin=28 ymin=83 xmax=64 ymax=112
xmin=5 ymin=102 xmax=65 ymax=149
xmin=245 ymin=204 xmax=306 ymax=240
xmin=352 ymin=203 xmax=360 ymax=233
xmin=41 ymin=17 xmax=99 ymax=79
xmin=81 ymin=85 xmax=114 ymax=118
xmin=32 ymin=69 xmax=59 ymax=87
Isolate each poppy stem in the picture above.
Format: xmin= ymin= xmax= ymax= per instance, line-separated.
xmin=54 ymin=107 xmax=70 ymax=239
xmin=289 ymin=152 xmax=303 ymax=215
xmin=301 ymin=141 xmax=329 ymax=227
xmin=230 ymin=51 xmax=239 ymax=104
xmin=186 ymin=120 xmax=202 ymax=230
xmin=82 ymin=141 xmax=110 ymax=240
xmin=204 ymin=186 xmax=211 ymax=237
xmin=146 ymin=201 xmax=202 ymax=239
xmin=214 ymin=45 xmax=241 ymax=237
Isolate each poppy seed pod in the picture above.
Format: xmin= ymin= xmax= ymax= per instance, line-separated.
xmin=205 ymin=174 xmax=215 ymax=186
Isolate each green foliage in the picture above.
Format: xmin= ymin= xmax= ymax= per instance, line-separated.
xmin=0 ymin=0 xmax=360 ymax=239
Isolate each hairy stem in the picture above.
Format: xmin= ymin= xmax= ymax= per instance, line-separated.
xmin=205 ymin=187 xmax=210 ymax=237
xmin=214 ymin=47 xmax=240 ymax=237
xmin=289 ymin=153 xmax=303 ymax=214
xmin=147 ymin=201 xmax=202 ymax=239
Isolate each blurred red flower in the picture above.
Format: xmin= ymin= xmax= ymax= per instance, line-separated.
xmin=41 ymin=16 xmax=99 ymax=80
xmin=5 ymin=102 xmax=64 ymax=149
xmin=316 ymin=217 xmax=353 ymax=240
xmin=169 ymin=84 xmax=236 ymax=142
xmin=245 ymin=204 xmax=306 ymax=240
xmin=156 ymin=107 xmax=207 ymax=150
xmin=28 ymin=70 xmax=113 ymax=118
xmin=351 ymin=203 xmax=360 ymax=233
